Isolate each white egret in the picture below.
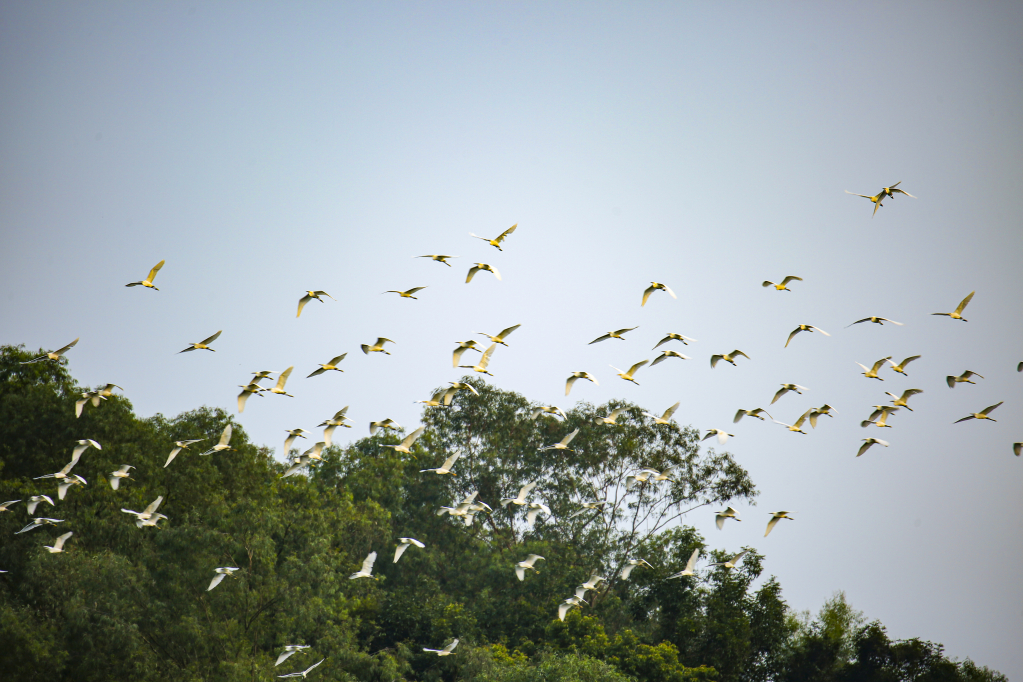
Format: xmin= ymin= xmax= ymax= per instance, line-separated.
xmin=446 ymin=382 xmax=479 ymax=403
xmin=589 ymin=327 xmax=639 ymax=344
xmin=276 ymin=645 xmax=312 ymax=667
xmin=417 ymin=254 xmax=457 ymax=266
xmin=75 ymin=390 xmax=104 ymax=418
xmin=887 ymin=355 xmax=921 ymax=376
xmin=857 ymin=357 xmax=892 ymax=381
xmin=201 ymin=425 xmax=234 ymax=456
xmin=785 ymin=325 xmax=830 ymax=348
xmin=237 ymin=383 xmax=265 ymax=413
xmin=71 ymin=439 xmax=102 ymax=464
xmin=610 ymin=360 xmax=648 ymax=385
xmin=773 ymin=409 xmax=813 ymax=435
xmin=420 ymin=453 xmax=460 ymax=476
xmin=734 ymin=408 xmax=771 ymax=423
xmin=277 ymin=658 xmax=325 ymax=679
xmin=459 ymin=343 xmax=497 ymax=375
xmin=466 ymin=263 xmax=501 ymax=283
xmin=34 ymin=458 xmax=78 ymax=482
xmin=417 ymin=389 xmax=452 ymax=407
xmin=26 ymin=495 xmax=54 ymax=515
xmin=954 ymin=402 xmax=1003 ymax=424
xmin=652 ymin=350 xmax=691 ymax=366
xmin=667 ymin=549 xmax=700 ymax=579
xmin=808 ymin=404 xmax=838 ymax=428
xmin=762 ymin=275 xmax=802 ymax=291
xmin=712 ymin=550 xmax=749 ymax=570
xmin=307 ymin=354 xmax=347 ymax=377
xmin=349 ymin=552 xmax=378 ymax=580
xmin=771 ymin=384 xmax=808 ymax=404
xmin=452 ymin=341 xmax=482 ymax=368
xmin=644 ymin=402 xmax=679 ymax=424
xmin=108 ymin=465 xmax=134 ymax=490
xmin=531 ymin=405 xmax=567 ymax=420
xmin=136 ymin=513 xmax=167 ymax=529
xmin=559 ymin=599 xmax=582 ymax=621
xmin=296 ymin=291 xmax=334 ymax=318
xmin=625 ymin=470 xmax=652 ymax=490
xmin=501 ymin=482 xmax=537 ymax=507
xmin=208 ymin=567 xmax=240 ymax=591
xmin=880 ymin=181 xmax=915 ymax=200
xmin=283 ymin=429 xmax=309 ymax=454
xmin=857 ymin=438 xmax=889 ymax=457
xmin=715 ymin=506 xmax=741 ymax=529
xmin=565 ymin=372 xmax=599 ymax=395
xmin=947 ymin=370 xmax=983 ymax=389
xmin=122 ymin=496 xmax=164 ymax=522
xmin=764 ymin=511 xmax=795 ymax=537
xmin=21 ymin=337 xmax=79 ymax=365
xmin=393 ymin=537 xmax=425 ymax=563
xmin=16 ymin=517 xmax=63 ymax=534
xmin=179 ymin=330 xmax=222 ymax=353
xmin=620 ymin=559 xmax=653 ymax=580
xmin=370 ymin=419 xmax=402 ymax=436
xmin=470 ymin=223 xmax=517 ymax=250
xmin=478 ymin=324 xmax=521 ymax=346
xmin=526 ymin=502 xmax=551 ymax=529
xmin=0 ymin=500 xmax=21 ymax=512
xmin=515 ymin=554 xmax=545 ymax=581
xmin=710 ymin=350 xmax=750 ymax=368
xmin=361 ymin=337 xmax=396 ymax=356
xmin=847 ymin=316 xmax=903 ymax=327
xmin=580 ymin=573 xmax=606 ymax=591
xmin=702 ymin=429 xmax=734 ymax=444
xmin=266 ymin=367 xmax=295 ymax=397
xmin=886 ymin=389 xmax=923 ymax=411
xmin=423 ymin=639 xmax=460 ymax=656
xmin=844 ymin=188 xmax=886 ymax=217
xmin=43 ymin=531 xmax=73 ymax=554
xmin=932 ymin=291 xmax=975 ymax=321
xmin=541 ymin=429 xmax=579 ymax=451
xmin=652 ymin=333 xmax=697 ymax=349
xmin=384 ymin=287 xmax=427 ymax=299
xmin=641 ymin=282 xmax=676 ymax=306
xmin=568 ymin=501 xmax=607 ymax=519
xmin=125 ymin=260 xmax=165 ymax=289
xmin=165 ymin=439 xmax=203 ymax=467
xmin=383 ymin=427 xmax=425 ymax=457
xmin=594 ymin=407 xmax=627 ymax=425
xmin=57 ymin=475 xmax=87 ymax=500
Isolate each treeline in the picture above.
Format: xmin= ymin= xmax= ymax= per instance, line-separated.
xmin=0 ymin=345 xmax=1004 ymax=682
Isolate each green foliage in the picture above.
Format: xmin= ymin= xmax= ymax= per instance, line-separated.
xmin=0 ymin=348 xmax=1003 ymax=682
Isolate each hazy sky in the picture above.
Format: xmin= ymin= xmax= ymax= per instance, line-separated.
xmin=2 ymin=1 xmax=1021 ymax=676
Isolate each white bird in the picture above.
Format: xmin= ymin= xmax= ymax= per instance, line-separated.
xmin=887 ymin=355 xmax=921 ymax=376
xmin=417 ymin=389 xmax=453 ymax=408
xmin=459 ymin=343 xmax=497 ymax=376
xmin=711 ymin=550 xmax=749 ymax=570
xmin=0 ymin=499 xmax=20 ymax=512
xmin=179 ymin=330 xmax=222 ymax=353
xmin=122 ymin=496 xmax=164 ymax=523
xmin=417 ymin=254 xmax=457 ymax=266
xmin=108 ymin=465 xmax=134 ymax=490
xmin=541 ymin=429 xmax=579 ymax=451
xmin=282 ymin=455 xmax=313 ymax=478
xmin=714 ymin=506 xmax=741 ymax=530
xmin=21 ymin=337 xmax=79 ymax=365
xmin=610 ymin=360 xmax=648 ymax=385
xmin=653 ymin=333 xmax=697 ymax=349
xmin=43 ymin=531 xmax=74 ymax=554
xmin=844 ymin=188 xmax=887 ymax=217
xmin=136 ymin=513 xmax=168 ymax=529
xmin=501 ymin=482 xmax=537 ymax=507
xmin=15 ymin=517 xmax=64 ymax=534
xmin=771 ymin=384 xmax=808 ymax=404
xmin=307 ymin=353 xmax=347 ymax=377
xmin=764 ymin=511 xmax=795 ymax=537
xmin=579 ymin=573 xmax=606 ymax=591
xmin=644 ymin=402 xmax=679 ymax=425
xmin=466 ymin=263 xmax=501 ymax=283
xmin=667 ymin=549 xmax=700 ymax=579
xmin=277 ymin=658 xmax=325 ymax=679
xmin=620 ymin=559 xmax=653 ymax=580
xmin=201 ymin=424 xmax=234 ymax=456
xmin=558 ymin=599 xmax=582 ymax=621
xmin=237 ymin=382 xmax=266 ymax=413
xmin=594 ymin=407 xmax=627 ymax=425
xmin=932 ymin=291 xmax=975 ymax=322
xmin=57 ymin=474 xmax=87 ymax=501
xmin=349 ymin=552 xmax=378 ymax=580
xmin=164 ymin=439 xmax=203 ymax=467
xmin=808 ymin=404 xmax=838 ymax=428
xmin=470 ymin=223 xmax=517 ymax=250
xmin=641 ymin=282 xmax=676 ymax=306
xmin=361 ymin=337 xmax=395 ymax=355
xmin=847 ymin=316 xmax=903 ymax=327
xmin=33 ymin=458 xmax=79 ymax=482
xmin=702 ymin=429 xmax=734 ymax=444
xmin=125 ymin=260 xmax=165 ymax=289
xmin=531 ymin=405 xmax=567 ymax=420
xmin=886 ymin=389 xmax=923 ymax=411
xmin=526 ymin=502 xmax=551 ymax=529
xmin=734 ymin=408 xmax=771 ymax=423
xmin=370 ymin=419 xmax=402 ymax=436
xmin=420 ymin=453 xmax=460 ymax=476
xmin=446 ymin=382 xmax=480 ymax=404
xmin=478 ymin=324 xmax=521 ymax=346
xmin=452 ymin=341 xmax=482 ymax=368
xmin=565 ymin=372 xmax=599 ymax=396
xmin=26 ymin=495 xmax=54 ymax=515
xmin=857 ymin=438 xmax=889 ymax=457
xmin=568 ymin=500 xmax=607 ymax=519
xmin=208 ymin=567 xmax=241 ymax=591
xmin=856 ymin=357 xmax=892 ymax=380
xmin=861 ymin=406 xmax=899 ymax=428
xmin=423 ymin=639 xmax=460 ymax=656
xmin=71 ymin=439 xmax=102 ymax=465
xmin=589 ymin=327 xmax=639 ymax=344
xmin=283 ymin=429 xmax=309 ymax=454
xmin=947 ymin=370 xmax=983 ymax=388
xmin=762 ymin=275 xmax=802 ymax=291
xmin=773 ymin=409 xmax=814 ymax=435
xmin=75 ymin=390 xmax=104 ymax=418
xmin=710 ymin=350 xmax=750 ymax=368
xmin=382 ymin=427 xmax=426 ymax=457
xmin=393 ymin=537 xmax=425 ymax=563
xmin=384 ymin=286 xmax=427 ymax=299
xmin=954 ymin=402 xmax=1003 ymax=424
xmin=297 ymin=291 xmax=334 ymax=318
xmin=515 ymin=554 xmax=545 ymax=581
xmin=275 ymin=645 xmax=312 ymax=667
xmin=625 ymin=470 xmax=652 ymax=490
xmin=298 ymin=442 xmax=325 ymax=463
xmin=785 ymin=325 xmax=830 ymax=348
xmin=264 ymin=366 xmax=296 ymax=398
xmin=651 ymin=350 xmax=692 ymax=366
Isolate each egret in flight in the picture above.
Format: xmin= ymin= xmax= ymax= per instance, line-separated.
xmin=361 ymin=338 xmax=395 ymax=355
xmin=861 ymin=406 xmax=899 ymax=428
xmin=808 ymin=404 xmax=838 ymax=428
xmin=125 ymin=260 xmax=165 ymax=289
xmin=715 ymin=506 xmax=740 ymax=529
xmin=712 ymin=550 xmax=749 ymax=570
xmin=383 ymin=426 xmax=425 ymax=457
xmin=470 ymin=223 xmax=517 ymax=250
xmin=164 ymin=439 xmax=203 ymax=467
xmin=932 ymin=291 xmax=974 ymax=321
xmin=0 ymin=500 xmax=20 ymax=512
xmin=703 ymin=429 xmax=734 ymax=444
xmin=785 ymin=325 xmax=830 ymax=348
xmin=121 ymin=496 xmax=163 ymax=523
xmin=445 ymin=382 xmax=479 ymax=404
xmin=277 ymin=658 xmax=325 ymax=679
xmin=844 ymin=188 xmax=886 ymax=217
xmin=710 ymin=350 xmax=750 ymax=368
xmin=652 ymin=350 xmax=690 ymax=365
xmin=452 ymin=341 xmax=482 ymax=367
xmin=771 ymin=384 xmax=809 ymax=404
xmin=349 ymin=552 xmax=378 ymax=580
xmin=75 ymin=390 xmax=104 ymax=418
xmin=610 ymin=360 xmax=648 ymax=385
xmin=947 ymin=370 xmax=983 ymax=389
xmin=33 ymin=458 xmax=79 ymax=482
xmin=667 ymin=549 xmax=700 ymax=579
xmin=653 ymin=332 xmax=697 ymax=349
xmin=887 ymin=355 xmax=921 ymax=376
xmin=857 ymin=357 xmax=892 ymax=380
xmin=847 ymin=316 xmax=903 ymax=327
xmin=459 ymin=343 xmax=497 ymax=375
xmin=71 ymin=439 xmax=102 ymax=464
xmin=526 ymin=502 xmax=551 ymax=529
xmin=620 ymin=559 xmax=653 ymax=580
xmin=501 ymin=481 xmax=537 ymax=507
xmin=108 ymin=465 xmax=134 ymax=490
xmin=762 ymin=275 xmax=802 ymax=291
xmin=569 ymin=500 xmax=607 ymax=518
xmin=21 ymin=337 xmax=79 ymax=364
xmin=641 ymin=282 xmax=676 ymax=306
xmin=954 ymin=402 xmax=1003 ymax=424
xmin=565 ymin=371 xmax=599 ymax=395
xmin=237 ymin=382 xmax=265 ymax=413
xmin=594 ymin=407 xmax=627 ymax=425
xmin=201 ymin=424 xmax=233 ymax=456
xmin=179 ymin=330 xmax=222 ymax=353
xmin=417 ymin=389 xmax=452 ymax=407
xmin=466 ymin=263 xmax=501 ymax=282
xmin=589 ymin=327 xmax=639 ymax=344
xmin=531 ymin=405 xmax=567 ymax=420
xmin=384 ymin=286 xmax=427 ymax=299
xmin=26 ymin=495 xmax=54 ymax=515
xmin=393 ymin=538 xmax=425 ymax=563
xmin=283 ymin=429 xmax=309 ymax=454
xmin=478 ymin=324 xmax=521 ymax=346
xmin=208 ymin=567 xmax=241 ymax=591
xmin=734 ymin=408 xmax=771 ymax=423
xmin=57 ymin=475 xmax=87 ymax=501
xmin=417 ymin=254 xmax=457 ymax=266
xmin=307 ymin=353 xmax=347 ymax=377
xmin=773 ymin=410 xmax=813 ymax=434
xmin=267 ymin=367 xmax=296 ymax=397
xmin=43 ymin=531 xmax=74 ymax=554
xmin=275 ymin=645 xmax=312 ymax=667
xmin=515 ymin=554 xmax=545 ymax=581
xmin=857 ymin=438 xmax=889 ymax=457
xmin=296 ymin=291 xmax=334 ymax=318
xmin=420 ymin=453 xmax=460 ymax=476
xmin=764 ymin=512 xmax=795 ymax=537
xmin=423 ymin=639 xmax=460 ymax=656
xmin=541 ymin=429 xmax=579 ymax=451
xmin=16 ymin=517 xmax=64 ymax=534
xmin=886 ymin=389 xmax=923 ymax=411
xmin=370 ymin=418 xmax=402 ymax=436
xmin=644 ymin=402 xmax=679 ymax=424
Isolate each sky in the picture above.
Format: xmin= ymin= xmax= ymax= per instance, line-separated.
xmin=1 ymin=1 xmax=1021 ymax=676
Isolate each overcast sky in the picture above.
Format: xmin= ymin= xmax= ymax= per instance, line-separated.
xmin=2 ymin=1 xmax=1021 ymax=676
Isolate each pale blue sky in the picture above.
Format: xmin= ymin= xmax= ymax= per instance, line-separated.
xmin=2 ymin=1 xmax=1021 ymax=675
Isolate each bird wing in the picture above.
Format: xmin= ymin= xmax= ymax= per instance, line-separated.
xmin=465 ymin=266 xmax=480 ymax=283
xmin=561 ymin=429 xmax=580 ymax=446
xmin=495 ymin=223 xmax=517 ymax=242
xmin=145 ymin=260 xmax=165 ymax=282
xmin=662 ymin=402 xmax=680 ymax=420
xmin=328 ymin=354 xmax=347 ymax=366
xmin=614 ymin=326 xmax=639 ymax=336
xmin=376 ymin=337 xmax=394 ymax=347
xmin=901 ymin=355 xmax=921 ymax=368
xmin=621 ymin=564 xmax=635 ymax=579
xmin=275 ymin=650 xmax=296 ymax=666
xmin=497 ymin=324 xmax=521 ymax=340
xmin=199 ymin=330 xmax=222 ymax=346
xmin=792 ymin=409 xmax=813 ymax=428
xmin=715 ymin=514 xmax=725 ymax=530
xmin=208 ymin=573 xmax=226 ymax=591
xmin=954 ymin=291 xmax=975 ymax=315
xmin=589 ymin=333 xmax=611 ymax=344
xmin=218 ymin=424 xmax=233 ymax=447
xmin=627 ymin=360 xmax=649 ymax=375
xmin=296 ymin=294 xmax=312 ymax=317
xmin=780 ymin=276 xmax=802 ymax=285
xmin=856 ymin=441 xmax=873 ymax=457
xmin=452 ymin=347 xmax=470 ymax=367
xmin=685 ymin=548 xmax=700 ymax=571
xmin=525 ymin=507 xmax=541 ymax=527
xmin=443 ymin=639 xmax=460 ymax=653
xmin=515 ymin=565 xmax=526 ymax=581
xmin=275 ymin=367 xmax=294 ymax=390
xmin=784 ymin=329 xmax=801 ymax=348
xmin=401 ymin=426 xmax=426 ymax=448
xmin=770 ymin=387 xmax=787 ymax=404
xmin=808 ymin=412 xmax=819 ymax=429
xmin=53 ymin=531 xmax=73 ymax=550
xmin=641 ymin=286 xmax=655 ymax=307
xmin=479 ymin=343 xmax=497 ymax=368
xmin=871 ymin=357 xmax=891 ymax=372
xmin=810 ymin=326 xmax=830 ymax=336
xmin=53 ymin=338 xmax=80 ymax=355
xmin=361 ymin=552 xmax=377 ymax=573
xmin=440 ymin=453 xmax=460 ymax=470
xmin=980 ymin=401 xmax=1003 ymax=416
xmin=565 ymin=376 xmax=578 ymax=395
xmin=903 ymin=389 xmax=923 ymax=398
xmin=733 ymin=409 xmax=747 ymax=424
xmin=517 ymin=481 xmax=537 ymax=499
xmin=144 ymin=496 xmax=164 ymax=514
xmin=394 ymin=543 xmax=409 ymax=563
xmin=733 ymin=350 xmax=750 ymax=360
xmin=558 ymin=602 xmax=574 ymax=621
xmin=765 ymin=516 xmax=780 ymax=537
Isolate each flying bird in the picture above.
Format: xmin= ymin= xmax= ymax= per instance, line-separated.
xmin=125 ymin=260 xmax=165 ymax=289
xmin=361 ymin=338 xmax=395 ymax=355
xmin=764 ymin=512 xmax=795 ymax=537
xmin=470 ymin=223 xmax=517 ymax=250
xmin=702 ymin=429 xmax=734 ymax=444
xmin=710 ymin=350 xmax=750 ymax=368
xmin=887 ymin=355 xmax=921 ymax=376
xmin=857 ymin=357 xmax=892 ymax=380
xmin=932 ymin=291 xmax=975 ymax=321
xmin=423 ymin=640 xmax=460 ymax=657
xmin=954 ymin=402 xmax=1003 ymax=424
xmin=370 ymin=418 xmax=402 ymax=436
xmin=808 ymin=404 xmax=838 ymax=428
xmin=620 ymin=559 xmax=653 ymax=580
xmin=565 ymin=371 xmax=599 ymax=395
xmin=108 ymin=465 xmax=135 ymax=490
xmin=712 ymin=550 xmax=749 ymax=570
xmin=33 ymin=458 xmax=79 ymax=482
xmin=417 ymin=389 xmax=453 ymax=408
xmin=26 ymin=495 xmax=54 ymax=515
xmin=71 ymin=439 xmax=102 ymax=464
xmin=393 ymin=538 xmax=425 ymax=563
xmin=641 ymin=282 xmax=676 ymax=306
xmin=20 ymin=337 xmax=79 ymax=364
xmin=420 ymin=453 xmax=460 ymax=476
xmin=296 ymin=291 xmax=334 ymax=318
xmin=208 ymin=567 xmax=241 ymax=591
xmin=762 ymin=276 xmax=802 ymax=291
xmin=275 ymin=645 xmax=312 ymax=668
xmin=75 ymin=390 xmax=104 ymax=418
xmin=349 ymin=552 xmax=378 ymax=580
xmin=515 ymin=554 xmax=545 ymax=581
xmin=179 ymin=330 xmax=222 ymax=353
xmin=121 ymin=496 xmax=164 ymax=523
xmin=886 ymin=389 xmax=923 ymax=411
xmin=164 ymin=439 xmax=203 ymax=467
xmin=501 ymin=482 xmax=537 ymax=507
xmin=568 ymin=500 xmax=607 ymax=518
xmin=715 ymin=506 xmax=741 ymax=530
xmin=844 ymin=188 xmax=886 ymax=217
xmin=880 ymin=181 xmax=916 ymax=200
xmin=734 ymin=408 xmax=771 ymax=423
xmin=200 ymin=424 xmax=234 ymax=456
xmin=477 ymin=324 xmax=521 ymax=346
xmin=857 ymin=438 xmax=889 ymax=457
xmin=266 ymin=367 xmax=296 ymax=397
xmin=947 ymin=370 xmax=983 ymax=388
xmin=526 ymin=502 xmax=551 ymax=529
xmin=307 ymin=353 xmax=347 ymax=377
xmin=594 ymin=407 xmax=627 ymax=425
xmin=43 ymin=531 xmax=74 ymax=554
xmin=651 ymin=350 xmax=690 ymax=365
xmin=57 ymin=475 xmax=87 ymax=501
xmin=15 ymin=517 xmax=64 ymax=534
xmin=277 ymin=658 xmax=325 ymax=679
xmin=771 ymin=384 xmax=809 ymax=404
xmin=383 ymin=426 xmax=426 ymax=456
xmin=283 ymin=429 xmax=309 ymax=454
xmin=785 ymin=324 xmax=830 ymax=348
xmin=531 ymin=405 xmax=567 ymax=420
xmin=847 ymin=316 xmax=903 ymax=327
xmin=652 ymin=333 xmax=697 ymax=349
xmin=610 ymin=360 xmax=648 ymax=385
xmin=861 ymin=406 xmax=899 ymax=428
xmin=541 ymin=429 xmax=580 ymax=451
xmin=417 ymin=254 xmax=457 ymax=266
xmin=1014 ymin=443 xmax=1021 ymax=457
xmin=0 ymin=500 xmax=21 ymax=512
xmin=466 ymin=263 xmax=501 ymax=282
xmin=237 ymin=382 xmax=265 ymax=413
xmin=644 ymin=401 xmax=679 ymax=424
xmin=773 ymin=409 xmax=814 ymax=434
xmin=589 ymin=327 xmax=639 ymax=344
xmin=667 ymin=549 xmax=700 ymax=579
xmin=384 ymin=286 xmax=427 ymax=299
xmin=445 ymin=382 xmax=479 ymax=404
xmin=452 ymin=341 xmax=482 ymax=367
xmin=459 ymin=343 xmax=497 ymax=375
